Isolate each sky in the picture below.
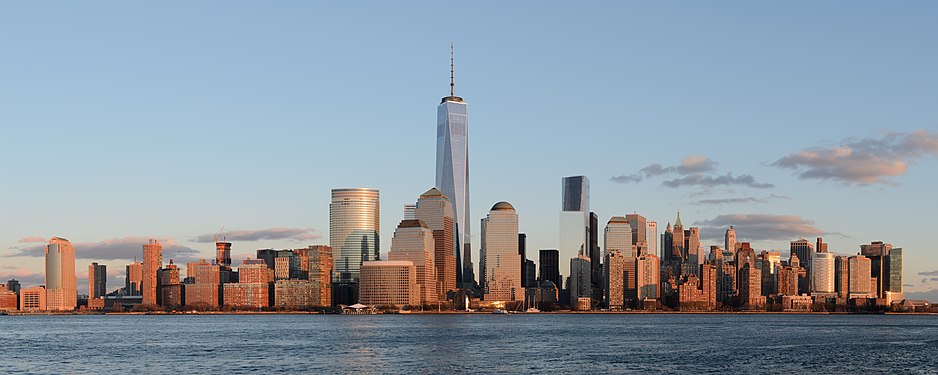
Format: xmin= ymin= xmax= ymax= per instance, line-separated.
xmin=1 ymin=2 xmax=937 ymax=299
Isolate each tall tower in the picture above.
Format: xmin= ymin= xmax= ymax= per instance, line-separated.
xmin=560 ymin=175 xmax=589 ymax=278
xmin=142 ymin=239 xmax=163 ymax=306
xmin=389 ymin=219 xmax=438 ymax=304
xmin=480 ymin=202 xmax=522 ymax=301
xmin=725 ymin=226 xmax=737 ymax=256
xmin=45 ymin=237 xmax=76 ymax=311
xmin=436 ymin=45 xmax=472 ymax=287
xmin=330 ymin=188 xmax=380 ymax=284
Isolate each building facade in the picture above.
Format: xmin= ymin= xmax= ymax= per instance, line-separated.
xmin=45 ymin=237 xmax=76 ymax=311
xmin=559 ymin=176 xmax=589 ymax=279
xmin=88 ymin=262 xmax=107 ymax=299
xmin=330 ymin=188 xmax=380 ymax=283
xmin=414 ymin=188 xmax=456 ymax=298
xmin=389 ymin=219 xmax=438 ymax=304
xmin=142 ymin=239 xmax=163 ymax=306
xmin=359 ymin=261 xmax=420 ymax=307
xmin=480 ymin=202 xmax=522 ymax=301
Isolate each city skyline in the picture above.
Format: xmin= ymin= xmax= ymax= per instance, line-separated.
xmin=1 ymin=2 xmax=938 ymax=303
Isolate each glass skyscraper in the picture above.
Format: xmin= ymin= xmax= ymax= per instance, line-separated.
xmin=330 ymin=188 xmax=380 ymax=283
xmin=436 ymin=50 xmax=471 ymax=286
xmin=559 ymin=175 xmax=589 ymax=278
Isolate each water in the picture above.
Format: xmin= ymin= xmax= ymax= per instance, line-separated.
xmin=1 ymin=314 xmax=936 ymax=374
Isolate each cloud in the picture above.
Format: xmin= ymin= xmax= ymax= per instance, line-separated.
xmin=611 ymin=156 xmax=718 ymax=183
xmin=10 ymin=237 xmax=202 ymax=262
xmin=691 ymin=195 xmax=789 ymax=206
xmin=662 ymin=173 xmax=774 ymax=189
xmin=905 ymin=289 xmax=938 ymax=303
xmin=612 ymin=156 xmax=771 ymax=189
xmin=0 ymin=267 xmax=45 ymax=287
xmin=919 ymin=270 xmax=938 ymax=277
xmin=192 ymin=228 xmax=320 ymax=243
xmin=694 ymin=214 xmax=826 ymax=241
xmin=772 ymin=130 xmax=938 ymax=185
xmin=19 ymin=236 xmax=47 ymax=243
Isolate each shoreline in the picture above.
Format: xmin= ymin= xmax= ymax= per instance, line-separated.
xmin=3 ymin=310 xmax=936 ymax=316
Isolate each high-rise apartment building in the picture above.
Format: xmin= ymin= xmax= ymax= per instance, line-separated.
xmin=636 ymin=254 xmax=660 ymax=303
xmin=480 ymin=202 xmax=522 ymax=301
xmin=45 ymin=237 xmax=76 ymax=311
xmin=330 ymin=188 xmax=380 ymax=284
xmin=160 ymin=260 xmax=183 ymax=307
xmin=605 ymin=251 xmax=627 ymax=310
xmin=306 ymin=245 xmax=333 ymax=306
xmin=848 ymin=254 xmax=872 ymax=298
xmin=588 ymin=212 xmax=602 ymax=303
xmin=834 ymin=255 xmax=850 ymax=299
xmin=142 ymin=239 xmax=163 ymax=306
xmin=88 ymin=262 xmax=107 ymax=299
xmin=185 ymin=259 xmax=221 ymax=307
xmin=538 ymin=249 xmax=561 ymax=289
xmin=559 ymin=176 xmax=589 ymax=278
xmin=436 ymin=49 xmax=471 ymax=286
xmin=389 ymin=219 xmax=438 ymax=304
xmin=415 ymin=187 xmax=456 ymax=297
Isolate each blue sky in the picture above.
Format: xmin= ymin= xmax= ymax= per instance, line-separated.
xmin=1 ymin=2 xmax=937 ymax=299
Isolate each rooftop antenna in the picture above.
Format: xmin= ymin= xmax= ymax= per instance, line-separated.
xmin=450 ymin=43 xmax=455 ymax=97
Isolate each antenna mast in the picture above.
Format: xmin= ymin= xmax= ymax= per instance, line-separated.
xmin=450 ymin=43 xmax=455 ymax=96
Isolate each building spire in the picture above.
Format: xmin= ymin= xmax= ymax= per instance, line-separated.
xmin=675 ymin=211 xmax=683 ymax=228
xmin=450 ymin=43 xmax=455 ymax=97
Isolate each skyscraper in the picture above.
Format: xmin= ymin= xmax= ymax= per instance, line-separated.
xmin=330 ymin=188 xmax=380 ymax=283
xmin=45 ymin=237 xmax=76 ymax=311
xmin=436 ymin=47 xmax=471 ymax=287
xmin=647 ymin=221 xmax=658 ymax=260
xmin=569 ymin=255 xmax=592 ymax=308
xmin=725 ymin=226 xmax=737 ymax=255
xmin=480 ymin=202 xmax=522 ymax=301
xmin=560 ymin=175 xmax=589 ymax=278
xmin=811 ymin=251 xmax=835 ymax=295
xmin=625 ymin=214 xmax=647 ymax=247
xmin=88 ymin=262 xmax=107 ymax=299
xmin=605 ymin=250 xmax=627 ymax=310
xmin=848 ymin=254 xmax=872 ymax=298
xmin=216 ymin=241 xmax=232 ymax=267
xmin=790 ymin=238 xmax=814 ymax=275
xmin=636 ymin=253 xmax=660 ymax=303
xmin=589 ymin=212 xmax=602 ymax=303
xmin=538 ymin=249 xmax=561 ymax=289
xmin=604 ymin=217 xmax=633 ymax=258
xmin=142 ymin=239 xmax=163 ymax=306
xmin=125 ymin=261 xmax=142 ymax=296
xmin=389 ymin=219 xmax=438 ymax=304
xmin=415 ymin=187 xmax=456 ymax=296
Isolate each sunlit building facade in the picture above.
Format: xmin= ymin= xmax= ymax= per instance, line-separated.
xmin=88 ymin=262 xmax=107 ymax=299
xmin=559 ymin=176 xmax=589 ymax=278
xmin=480 ymin=202 xmax=522 ymax=301
xmin=142 ymin=239 xmax=162 ymax=306
xmin=436 ymin=62 xmax=471 ymax=286
xmin=330 ymin=188 xmax=380 ymax=283
xmin=389 ymin=219 xmax=438 ymax=304
xmin=415 ymin=187 xmax=456 ymax=298
xmin=359 ymin=261 xmax=420 ymax=307
xmin=45 ymin=237 xmax=76 ymax=311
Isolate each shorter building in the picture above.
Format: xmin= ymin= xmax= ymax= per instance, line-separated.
xmin=604 ymin=251 xmax=627 ymax=310
xmin=524 ymin=280 xmax=559 ymax=309
xmin=160 ymin=284 xmax=184 ymax=308
xmin=274 ymin=280 xmax=316 ymax=309
xmin=86 ymin=298 xmax=105 ymax=310
xmin=223 ymin=283 xmax=269 ymax=309
xmin=779 ymin=295 xmax=813 ymax=311
xmin=0 ymin=284 xmax=17 ymax=311
xmin=359 ymin=261 xmax=419 ymax=308
xmin=185 ymin=283 xmax=220 ymax=308
xmin=19 ymin=286 xmax=46 ymax=311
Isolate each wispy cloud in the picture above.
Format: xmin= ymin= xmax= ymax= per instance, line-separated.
xmin=612 ymin=156 xmax=772 ymax=189
xmin=0 ymin=267 xmax=45 ymax=287
xmin=772 ymin=130 xmax=938 ymax=185
xmin=662 ymin=173 xmax=773 ymax=189
xmin=691 ymin=195 xmax=789 ymax=206
xmin=918 ymin=270 xmax=938 ymax=277
xmin=192 ymin=228 xmax=320 ymax=243
xmin=694 ymin=214 xmax=829 ymax=241
xmin=18 ymin=236 xmax=47 ymax=243
xmin=10 ymin=237 xmax=202 ymax=262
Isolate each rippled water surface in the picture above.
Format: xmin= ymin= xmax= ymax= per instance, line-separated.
xmin=2 ymin=314 xmax=937 ymax=374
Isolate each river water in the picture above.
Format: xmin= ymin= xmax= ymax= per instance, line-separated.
xmin=1 ymin=314 xmax=935 ymax=374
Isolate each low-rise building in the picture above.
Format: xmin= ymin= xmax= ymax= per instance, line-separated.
xmin=274 ymin=280 xmax=316 ymax=309
xmin=359 ymin=261 xmax=419 ymax=308
xmin=223 ymin=283 xmax=269 ymax=309
xmin=19 ymin=286 xmax=46 ymax=311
